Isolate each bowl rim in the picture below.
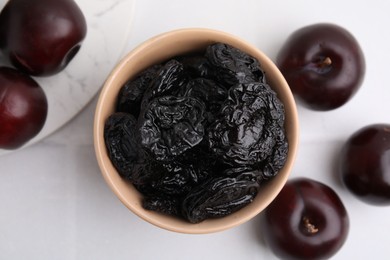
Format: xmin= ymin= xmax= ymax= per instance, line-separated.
xmin=94 ymin=27 xmax=299 ymax=234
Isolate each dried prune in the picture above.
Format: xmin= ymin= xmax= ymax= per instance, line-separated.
xmin=175 ymin=142 xmax=217 ymax=182
xmin=146 ymin=160 xmax=197 ymax=196
xmin=131 ymin=143 xmax=215 ymax=199
xmin=104 ymin=112 xmax=140 ymax=180
xmin=205 ymin=43 xmax=265 ymax=86
xmin=208 ymin=82 xmax=287 ymax=180
xmin=140 ymin=59 xmax=188 ymax=111
xmin=139 ymin=96 xmax=206 ymax=161
xmin=181 ymin=172 xmax=260 ymax=223
xmin=157 ymin=159 xmax=211 ymax=193
xmin=176 ymin=54 xmax=213 ymax=78
xmin=116 ymin=64 xmax=161 ymax=118
xmin=179 ymin=78 xmax=227 ymax=124
xmin=143 ymin=195 xmax=180 ymax=216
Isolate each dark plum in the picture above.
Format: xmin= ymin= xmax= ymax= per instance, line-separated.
xmin=0 ymin=0 xmax=87 ymax=76
xmin=277 ymin=23 xmax=365 ymax=111
xmin=339 ymin=124 xmax=390 ymax=205
xmin=260 ymin=177 xmax=349 ymax=260
xmin=0 ymin=67 xmax=48 ymax=149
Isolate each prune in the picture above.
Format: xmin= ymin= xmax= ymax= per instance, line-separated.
xmin=176 ymin=54 xmax=213 ymax=78
xmin=140 ymin=59 xmax=188 ymax=110
xmin=142 ymin=160 xmax=198 ymax=196
xmin=182 ymin=171 xmax=260 ymax=223
xmin=104 ymin=42 xmax=288 ymax=223
xmin=179 ymin=78 xmax=227 ymax=124
xmin=139 ymin=96 xmax=206 ymax=161
xmin=123 ymin=151 xmax=203 ymax=197
xmin=205 ymin=43 xmax=265 ymax=86
xmin=116 ymin=64 xmax=161 ymax=118
xmin=143 ymin=195 xmax=180 ymax=216
xmin=160 ymin=144 xmax=215 ymax=186
xmin=133 ymin=147 xmax=215 ymax=212
xmin=104 ymin=112 xmax=140 ymax=180
xmin=132 ymin=146 xmax=216 ymax=218
xmin=208 ymin=82 xmax=287 ymax=180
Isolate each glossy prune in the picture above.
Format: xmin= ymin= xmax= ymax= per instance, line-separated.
xmin=139 ymin=96 xmax=206 ymax=161
xmin=182 ymin=171 xmax=260 ymax=223
xmin=179 ymin=78 xmax=227 ymax=124
xmin=116 ymin=64 xmax=161 ymax=118
xmin=205 ymin=43 xmax=265 ymax=86
xmin=143 ymin=195 xmax=180 ymax=216
xmin=104 ymin=112 xmax=140 ymax=180
xmin=144 ymin=160 xmax=199 ymax=196
xmin=132 ymin=146 xmax=216 ymax=217
xmin=208 ymin=82 xmax=287 ymax=180
xmin=132 ymin=148 xmax=215 ymax=202
xmin=176 ymin=54 xmax=213 ymax=78
xmin=140 ymin=59 xmax=188 ymax=110
xmin=127 ymin=156 xmax=196 ymax=197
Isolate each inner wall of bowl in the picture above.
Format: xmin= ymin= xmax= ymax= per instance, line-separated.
xmin=95 ymin=28 xmax=298 ymax=234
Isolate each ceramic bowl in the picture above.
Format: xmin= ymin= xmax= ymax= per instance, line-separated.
xmin=94 ymin=28 xmax=299 ymax=234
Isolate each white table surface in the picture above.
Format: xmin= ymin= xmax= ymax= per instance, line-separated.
xmin=1 ymin=0 xmax=390 ymax=259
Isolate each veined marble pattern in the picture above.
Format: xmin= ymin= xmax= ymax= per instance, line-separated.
xmin=0 ymin=0 xmax=136 ymax=155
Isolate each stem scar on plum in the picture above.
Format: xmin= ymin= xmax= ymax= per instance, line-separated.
xmin=305 ymin=56 xmax=333 ymax=74
xmin=301 ymin=216 xmax=319 ymax=235
xmin=319 ymin=56 xmax=332 ymax=67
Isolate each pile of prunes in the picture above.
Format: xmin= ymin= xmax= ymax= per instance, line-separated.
xmin=104 ymin=43 xmax=288 ymax=223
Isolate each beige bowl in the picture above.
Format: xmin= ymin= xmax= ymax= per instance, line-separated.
xmin=94 ymin=28 xmax=299 ymax=234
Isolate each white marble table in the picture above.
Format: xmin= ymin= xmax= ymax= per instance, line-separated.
xmin=1 ymin=1 xmax=390 ymax=259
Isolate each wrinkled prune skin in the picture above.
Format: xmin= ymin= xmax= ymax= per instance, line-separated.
xmin=131 ymin=144 xmax=217 ymax=219
xmin=176 ymin=54 xmax=213 ymax=78
xmin=182 ymin=172 xmax=260 ymax=223
xmin=205 ymin=43 xmax=266 ymax=86
xmin=143 ymin=195 xmax=180 ymax=216
xmin=161 ymin=143 xmax=215 ymax=186
xmin=132 ymin=145 xmax=216 ymax=201
xmin=208 ymin=82 xmax=288 ymax=180
xmin=104 ymin=112 xmax=140 ymax=180
xmin=116 ymin=65 xmax=161 ymax=118
xmin=139 ymin=96 xmax=206 ymax=161
xmin=140 ymin=59 xmax=188 ymax=111
xmin=104 ymin=43 xmax=289 ymax=223
xmin=179 ymin=78 xmax=227 ymax=124
xmin=137 ymin=160 xmax=199 ymax=196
